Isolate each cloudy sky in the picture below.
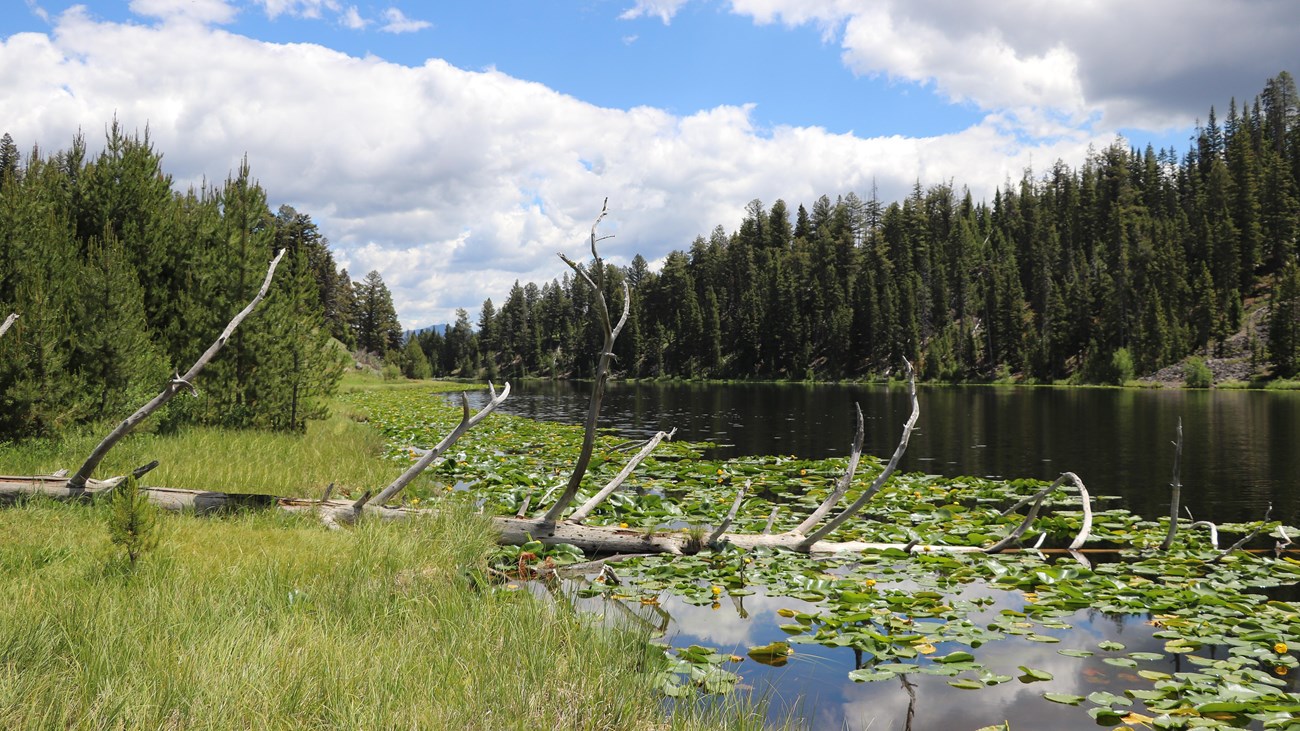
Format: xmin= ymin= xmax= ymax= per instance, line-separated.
xmin=2 ymin=1 xmax=1297 ymax=328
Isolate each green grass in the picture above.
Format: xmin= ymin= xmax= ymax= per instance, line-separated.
xmin=0 ymin=500 xmax=719 ymax=730
xmin=0 ymin=376 xmax=785 ymax=730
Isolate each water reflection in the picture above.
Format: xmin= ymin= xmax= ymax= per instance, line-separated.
xmin=469 ymin=381 xmax=1300 ymax=525
xmin=610 ymin=579 xmax=1295 ymax=730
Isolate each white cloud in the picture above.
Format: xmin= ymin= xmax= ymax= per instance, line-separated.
xmin=339 ymin=5 xmax=368 ymax=30
xmin=379 ymin=7 xmax=430 ymax=34
xmin=24 ymin=0 xmax=51 ymax=23
xmin=619 ymin=0 xmax=691 ymax=24
xmin=725 ymin=0 xmax=1300 ymax=132
xmin=128 ymin=0 xmax=237 ymax=24
xmin=0 ymin=7 xmax=1123 ymax=329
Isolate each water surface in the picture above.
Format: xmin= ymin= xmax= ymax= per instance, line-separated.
xmin=485 ymin=381 xmax=1300 ymax=525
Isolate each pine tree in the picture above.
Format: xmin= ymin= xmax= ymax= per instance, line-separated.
xmin=1270 ymin=260 xmax=1300 ymax=376
xmin=352 ymin=270 xmax=403 ymax=356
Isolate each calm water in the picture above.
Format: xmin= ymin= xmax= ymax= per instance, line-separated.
xmin=481 ymin=381 xmax=1300 ymax=729
xmin=485 ymin=380 xmax=1300 ymax=526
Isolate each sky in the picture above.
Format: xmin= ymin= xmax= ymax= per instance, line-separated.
xmin=2 ymin=1 xmax=1298 ymax=329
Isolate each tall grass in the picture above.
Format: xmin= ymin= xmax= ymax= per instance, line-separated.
xmin=0 ymin=499 xmax=726 ymax=730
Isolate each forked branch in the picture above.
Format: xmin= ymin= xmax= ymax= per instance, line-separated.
xmin=984 ymin=471 xmax=1092 ymax=554
xmin=568 ymin=428 xmax=677 ymax=523
xmin=791 ymin=403 xmax=864 ymax=536
xmin=362 ymin=382 xmax=511 ymax=509
xmin=68 ymin=249 xmax=286 ymax=490
xmin=541 ymin=201 xmax=632 ymax=525
xmin=798 ymin=360 xmax=918 ymax=548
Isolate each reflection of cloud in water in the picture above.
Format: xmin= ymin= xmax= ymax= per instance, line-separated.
xmin=621 ymin=579 xmax=1190 ymax=730
xmin=661 ymin=593 xmax=823 ymax=650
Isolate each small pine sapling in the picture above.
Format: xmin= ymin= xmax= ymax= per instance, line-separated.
xmin=108 ymin=475 xmax=160 ymax=566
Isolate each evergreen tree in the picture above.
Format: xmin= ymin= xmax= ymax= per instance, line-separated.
xmin=1270 ymin=260 xmax=1300 ymax=376
xmin=352 ymin=270 xmax=403 ymax=356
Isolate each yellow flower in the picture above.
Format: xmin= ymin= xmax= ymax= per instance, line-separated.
xmin=711 ymin=585 xmax=723 ymax=596
xmin=864 ymin=578 xmax=877 ymax=587
xmin=717 ymin=468 xmax=725 ymax=475
xmin=1275 ymin=642 xmax=1289 ymax=654
xmin=800 ymin=469 xmax=807 ymax=476
xmin=1276 ymin=665 xmax=1289 ymax=676
xmin=618 ymin=522 xmax=629 ymax=529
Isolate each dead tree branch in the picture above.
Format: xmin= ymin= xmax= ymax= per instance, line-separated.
xmin=791 ymin=403 xmax=864 ymax=536
xmin=985 ymin=471 xmax=1091 ymax=554
xmin=358 ymin=383 xmax=511 ymax=510
xmin=0 ymin=313 xmax=16 ymax=338
xmin=1159 ymin=418 xmax=1183 ymax=551
xmin=797 ymin=360 xmax=918 ymax=548
xmin=68 ymin=249 xmax=286 ymax=490
xmin=1212 ymin=503 xmax=1274 ymax=563
xmin=708 ymin=480 xmax=749 ymax=547
xmin=568 ymin=427 xmax=676 ymax=524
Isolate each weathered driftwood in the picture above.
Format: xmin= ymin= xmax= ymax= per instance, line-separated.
xmin=0 ymin=477 xmax=1001 ymax=555
xmin=68 ymin=249 xmax=286 ymax=490
xmin=542 ymin=199 xmax=633 ymax=525
xmin=983 ymin=471 xmax=1093 ymax=554
xmin=0 ymin=312 xmax=16 ymax=338
xmin=793 ymin=361 xmax=919 ymax=549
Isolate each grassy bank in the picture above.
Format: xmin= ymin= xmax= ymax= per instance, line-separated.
xmin=0 ymin=500 xmax=719 ymax=730
xmin=0 ymin=378 xmax=776 ymax=730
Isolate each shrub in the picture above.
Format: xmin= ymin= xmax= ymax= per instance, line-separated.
xmin=1183 ymin=356 xmax=1213 ymax=388
xmin=1110 ymin=347 xmax=1135 ymax=385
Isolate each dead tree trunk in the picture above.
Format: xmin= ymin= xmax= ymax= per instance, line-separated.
xmin=540 ymin=199 xmax=632 ymax=526
xmin=0 ymin=313 xmax=16 ymax=338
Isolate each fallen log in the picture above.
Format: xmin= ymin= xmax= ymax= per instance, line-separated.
xmin=0 ymin=477 xmax=993 ymax=555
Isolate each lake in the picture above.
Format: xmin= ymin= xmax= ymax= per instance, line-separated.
xmin=468 ymin=380 xmax=1300 ymax=729
xmin=485 ymin=380 xmax=1300 ymax=527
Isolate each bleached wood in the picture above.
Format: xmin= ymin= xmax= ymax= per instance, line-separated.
xmin=798 ymin=360 xmax=918 ymax=548
xmin=360 ymin=382 xmax=511 ymax=509
xmin=68 ymin=249 xmax=286 ymax=490
xmin=567 ymin=428 xmax=676 ymax=524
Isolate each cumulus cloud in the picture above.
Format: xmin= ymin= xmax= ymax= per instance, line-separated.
xmin=379 ymin=7 xmax=430 ymax=34
xmin=0 ymin=7 xmax=1109 ymax=328
xmin=619 ymin=0 xmax=692 ymax=24
xmin=726 ymin=0 xmax=1300 ymax=132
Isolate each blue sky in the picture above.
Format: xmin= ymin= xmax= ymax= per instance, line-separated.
xmin=3 ymin=1 xmax=1296 ymax=327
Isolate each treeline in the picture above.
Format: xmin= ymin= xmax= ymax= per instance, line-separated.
xmin=432 ymin=72 xmax=1300 ymax=383
xmin=0 ymin=122 xmax=405 ymax=439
